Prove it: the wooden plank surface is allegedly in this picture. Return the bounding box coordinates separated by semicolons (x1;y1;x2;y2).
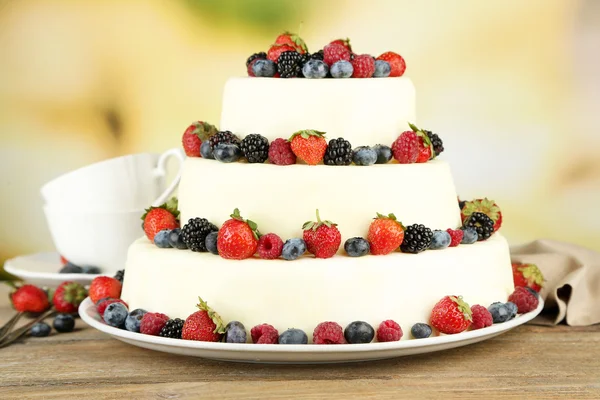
0;285;598;399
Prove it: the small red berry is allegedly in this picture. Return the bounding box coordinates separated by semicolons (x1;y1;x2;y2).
391;131;420;164
11;285;49;313
351;54;375;78
257;233;284;259
217;209;259;260
446;229;464;247
302;209;341;259
89;276;122;304
430;295;472;334
251;324;279;344
267;44;295;62
328;38;352;52
376;52;406;77
376;320;403;342
323;43;351;66
470;305;493;330
268;138;296;165
140;312;170;336
507;287;539;313
313;322;345;344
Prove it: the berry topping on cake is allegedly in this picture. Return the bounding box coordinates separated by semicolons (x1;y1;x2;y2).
11;284;49;313
373;60;391;78
367;213;405;255
182;297;225;342
512;262;544;292
225;321;247;343
279;328;308;344
274;32;308;54
252;59;277;77
330;60;353;78
488;302;511;323
104;302;128;328
257;233;284;259
281;238;307;260
217;208;260;260
205;231;219;255
246;51;267;68
181;121;218;157
268;138;296;165
461;227;478;244
324;137;353;166
461;198;502;232
168;228;187;249
344;321;375;344
313;321;345;344
113;269;124;284
410;323;432;339
240;133;270;163
351;54;375;78
373;144;393;164
200;141;214;159
344;237;370;257
391;131;420;164
329;38;352;52
97;298;128;320
425;130;444;157
307;50;324;61
267;43;295;62
400;224;433;254
376;51;406;77
376;320;403;342
446;228;464;247
430;295;472;334
470;305;493;330
214;143;242;163
323;42;351;66
302;59;329;79
251;323;279;344
429;230;451;250
277;51;304;78
209;130;241;149
302;209;342;259
353;146;378;166
154;230;171;248
505;302;518;320
140;312;170;336
125;308;147;333
289;129;328;165
159;318;184;339
89;276;122;304
463;212;494;241
507;287;540;314
52;281;87;314
181;217;218;252
142;198;180;242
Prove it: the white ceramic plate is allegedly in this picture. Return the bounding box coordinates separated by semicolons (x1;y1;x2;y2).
79;297;544;364
4;252;101;287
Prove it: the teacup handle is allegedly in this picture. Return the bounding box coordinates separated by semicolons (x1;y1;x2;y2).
151;148;185;207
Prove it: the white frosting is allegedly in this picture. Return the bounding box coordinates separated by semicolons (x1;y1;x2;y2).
220;77;416;145
122;234;514;341
178;158;463;246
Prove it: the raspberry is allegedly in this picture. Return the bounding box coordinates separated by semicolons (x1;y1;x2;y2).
313;321;345;344
140;312;170;336
251;324;278;343
376;320;403;342
351;54;375;78
391;131;420;164
323;43;351;66
446;229;464;247
257;331;279;344
257;233;284;259
507;287;539;314
268;138;296;165
470;305;493;330
97;298;128;320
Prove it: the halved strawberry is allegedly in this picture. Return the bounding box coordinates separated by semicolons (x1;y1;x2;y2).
461;198;503;232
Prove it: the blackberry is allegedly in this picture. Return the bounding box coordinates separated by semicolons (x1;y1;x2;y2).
324;138;353;166
277;51;303;78
159;318;184;339
240;134;269;163
246;52;267;67
114;269;124;284
209;131;241;149
181;218;218;252
459;199;467;210
463;212;494;241
309;50;324;61
400;224;433;254
425;130;444;156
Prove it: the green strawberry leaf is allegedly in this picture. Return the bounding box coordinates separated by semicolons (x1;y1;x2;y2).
141;196;180;221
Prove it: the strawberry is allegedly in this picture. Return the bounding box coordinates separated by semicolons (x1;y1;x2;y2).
367;213;405;255
60;255;68;265
446;228;464;247
512;262;544;292
142;197;180;241
409;122;435;163
416;138;432;163
53;281;87;314
376;51;406;77
460;198;503;232
302;209;341;259
181;297;225;342
89;276;122;304
329;38;352;52
289;129;327;165
267;43;295;62
217;208;259;260
391;131;420;164
274;32;308;54
430;295;472;334
181;121;218;157
323;43;351;66
11;285;49;313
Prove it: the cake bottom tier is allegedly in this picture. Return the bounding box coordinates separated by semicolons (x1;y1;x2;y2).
122;234;514;341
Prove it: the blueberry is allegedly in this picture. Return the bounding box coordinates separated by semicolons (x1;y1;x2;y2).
200;140;214;159
81;265;101;274
30;322;51;337
205;231;219;255
59;262;82;274
488;302;510;323
168;228;188;249
53;314;75;333
279;328;308;344
411;323;432;339
214;143;242;163
330;60;353;78
282;238;306;261
352;146;377;166
225;321;247;343
429;230;451;250
125;308;147;332
103;302;128;328
344;237;370;257
252;59;277;77
154;229;172;248
373;60;391;78
344;321;375;344
461;227;478;244
373;144;392;164
302;59;329;79
505;302;518;320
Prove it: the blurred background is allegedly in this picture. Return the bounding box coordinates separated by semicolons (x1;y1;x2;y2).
1;0;599;276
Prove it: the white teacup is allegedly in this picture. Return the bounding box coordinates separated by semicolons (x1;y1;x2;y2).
41;148;185;210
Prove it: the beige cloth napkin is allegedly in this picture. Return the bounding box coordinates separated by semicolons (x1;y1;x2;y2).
510;239;600;326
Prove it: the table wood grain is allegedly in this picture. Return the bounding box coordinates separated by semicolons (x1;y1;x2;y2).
0;285;598;400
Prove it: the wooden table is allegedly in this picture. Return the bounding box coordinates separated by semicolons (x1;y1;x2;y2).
0;285;599;400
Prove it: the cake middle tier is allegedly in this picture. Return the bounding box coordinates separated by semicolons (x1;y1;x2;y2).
178;158;462;243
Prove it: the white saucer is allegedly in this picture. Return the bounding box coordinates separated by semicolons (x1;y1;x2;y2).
4;252;101;287
79;297;544;364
